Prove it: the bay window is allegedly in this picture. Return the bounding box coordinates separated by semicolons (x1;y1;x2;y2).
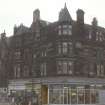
57;61;73;75
58;42;73;54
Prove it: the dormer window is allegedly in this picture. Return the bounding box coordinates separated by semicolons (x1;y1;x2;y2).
96;31;103;41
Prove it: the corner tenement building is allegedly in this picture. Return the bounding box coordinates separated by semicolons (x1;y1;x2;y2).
1;3;105;105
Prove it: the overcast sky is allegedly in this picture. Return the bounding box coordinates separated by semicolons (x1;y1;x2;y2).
0;0;105;36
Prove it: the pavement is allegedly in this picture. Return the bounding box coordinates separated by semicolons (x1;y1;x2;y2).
0;102;11;105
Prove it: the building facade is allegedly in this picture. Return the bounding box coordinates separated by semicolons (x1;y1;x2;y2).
1;3;105;105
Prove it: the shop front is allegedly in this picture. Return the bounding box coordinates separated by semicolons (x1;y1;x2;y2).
40;84;105;105
8;77;105;105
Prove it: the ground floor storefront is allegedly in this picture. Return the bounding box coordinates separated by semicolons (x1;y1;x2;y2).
8;77;105;105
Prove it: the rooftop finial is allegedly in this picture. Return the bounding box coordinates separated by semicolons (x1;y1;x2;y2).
64;2;67;8
59;2;72;22
4;30;5;34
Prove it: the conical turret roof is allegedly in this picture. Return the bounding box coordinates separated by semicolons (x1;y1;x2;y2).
59;3;72;22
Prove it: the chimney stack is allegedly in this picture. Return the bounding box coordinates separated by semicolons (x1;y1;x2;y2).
33;9;40;23
77;9;85;24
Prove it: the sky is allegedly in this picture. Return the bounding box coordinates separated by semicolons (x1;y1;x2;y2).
0;0;105;36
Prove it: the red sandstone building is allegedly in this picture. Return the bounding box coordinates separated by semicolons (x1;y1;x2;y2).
1;3;105;105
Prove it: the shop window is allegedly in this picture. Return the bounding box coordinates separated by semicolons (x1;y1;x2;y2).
90;89;96;104
85;88;90;104
71;88;77;104
49;89;62;104
78;87;85;104
48;84;100;105
64;88;68;104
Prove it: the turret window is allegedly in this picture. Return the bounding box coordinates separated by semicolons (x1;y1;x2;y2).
58;25;72;35
63;25;68;28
